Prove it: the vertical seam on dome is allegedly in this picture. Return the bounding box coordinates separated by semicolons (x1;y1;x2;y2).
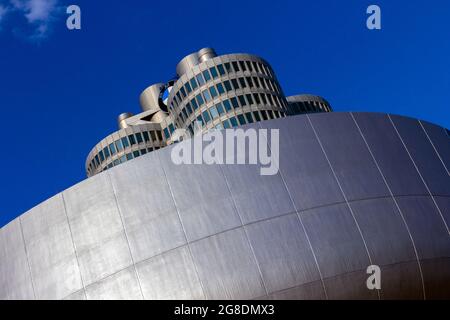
351;112;426;300
18;217;37;300
256;120;329;300
61;192;88;300
306;114;381;300
218;164;270;297
157;151;208;300
388;115;450;236
106;171;145;300
418;121;450;176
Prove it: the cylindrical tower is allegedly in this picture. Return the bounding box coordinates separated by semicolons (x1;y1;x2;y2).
286;94;332;115
168;50;289;136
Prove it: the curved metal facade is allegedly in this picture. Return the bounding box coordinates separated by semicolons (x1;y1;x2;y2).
1;112;449;300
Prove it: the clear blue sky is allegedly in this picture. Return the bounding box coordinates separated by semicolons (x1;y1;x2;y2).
0;0;449;227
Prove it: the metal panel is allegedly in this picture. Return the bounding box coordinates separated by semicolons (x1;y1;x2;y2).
108;153;186;263
63;173;124;252
390;115;450;196
301;203;371;278
0;218;34;300
420;121;450;170
259;116;344;210
245;214;321;294
352;113;427;196
270;280;326;300
379;261;423;300
136;246;205;300
395;196;450;260
324;270;378;300
77;233;133;287
308;112;388;200
159;146;241;242
420;258;450;299
20;194;82;299
63;290;86;300
434;196;450;230
85;266;142;300
190;228;266;299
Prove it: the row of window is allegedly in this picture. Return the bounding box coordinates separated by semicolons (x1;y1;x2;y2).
171;60;275;108
182;109;284;136
172;75;282;112
88;130;163;174
96;147;162;174
288;101;331;114
176;91;285;126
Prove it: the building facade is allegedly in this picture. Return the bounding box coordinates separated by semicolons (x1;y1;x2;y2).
1;50;449;300
86;48;331;177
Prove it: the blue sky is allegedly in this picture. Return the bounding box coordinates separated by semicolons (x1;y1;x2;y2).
0;0;449;227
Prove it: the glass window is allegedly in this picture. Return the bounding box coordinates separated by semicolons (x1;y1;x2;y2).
150;131;156;141
224;62;232;72
120;155;126;163
186;103;193;114
238;95;247;106
229;117;238;127
95;154;100;166
210;105;219;119
232;61;239;72
126;153;133;160
129;134;136;145
185;82;192;93
156;131;162;141
196;93;204;106
261;94;267;105
223;99;232;111
230;97;239;109
133;150;140;157
190;78;198;90
239;61;247;72
142;131;150;142
109;143;116;155
215;123;224;130
191;98;198;110
261;110;268;120
164;128;170;139
216;83;225;94
216;102;225;114
246;77;254;88
203;89;211;102
99;150;105;162
202;110;211;123
222;119;231;128
217;64;225;75
254;93;261;104
169;123;175;133
121;136;130;148
209;86;218;98
252;61;258;72
147;147;154;152
140;149;147;155
268;110;275;119
246;61;253;72
209;67;218;78
113;159;120;166
202;70;211;82
253;77;260;87
196;74;205;86
136;132;143;144
116;139;123;151
231;78;239;90
237;114;246;125
224;80;232;92
239;78;247;88
246;94;254;105
253;111;261;121
103;146;110;158
180;87;186;98
108;163;113;169
245;112;254;123
196;115;204;125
